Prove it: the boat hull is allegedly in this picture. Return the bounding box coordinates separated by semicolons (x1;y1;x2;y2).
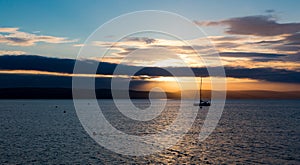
193;101;211;107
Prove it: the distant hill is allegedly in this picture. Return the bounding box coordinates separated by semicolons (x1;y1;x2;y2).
183;90;300;99
0;88;179;99
0;88;299;99
226;90;300;99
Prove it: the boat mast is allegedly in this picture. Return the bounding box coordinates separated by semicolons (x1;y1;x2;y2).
200;76;202;101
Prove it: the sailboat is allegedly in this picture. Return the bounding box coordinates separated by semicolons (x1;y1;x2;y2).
194;77;211;108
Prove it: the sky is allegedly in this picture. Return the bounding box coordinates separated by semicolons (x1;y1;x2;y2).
0;0;300;93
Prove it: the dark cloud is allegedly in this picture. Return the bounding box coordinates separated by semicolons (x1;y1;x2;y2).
195;15;300;36
215;42;241;48
196;15;300;56
5;37;30;43
274;45;300;52
224;67;300;83
0;55;76;74
0;74;74;88
135;66;300;83
285;33;300;45
249;33;300;53
220;51;300;63
0;55;299;86
220;52;286;58
124;37;156;44
252;33;300;46
0;73;119;90
285;42;300;46
286;33;300;41
255;40;282;45
282;53;300;62
0;55;120;75
130;66;300;83
211;36;244;41
265;9;275;13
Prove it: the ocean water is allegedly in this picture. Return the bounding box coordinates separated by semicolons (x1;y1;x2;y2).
0;99;299;164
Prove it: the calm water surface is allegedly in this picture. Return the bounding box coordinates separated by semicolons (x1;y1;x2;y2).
0;100;299;164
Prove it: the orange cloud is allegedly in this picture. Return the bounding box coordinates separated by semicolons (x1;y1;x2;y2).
0;50;26;55
0;27;78;46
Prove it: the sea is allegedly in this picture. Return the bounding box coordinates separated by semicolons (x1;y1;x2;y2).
0;99;299;164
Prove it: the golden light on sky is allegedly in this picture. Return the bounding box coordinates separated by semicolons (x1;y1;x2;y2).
136;77;300;92
1;69;299;92
1;5;300;94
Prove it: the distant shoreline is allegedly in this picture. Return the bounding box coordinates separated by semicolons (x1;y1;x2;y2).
0;88;300;99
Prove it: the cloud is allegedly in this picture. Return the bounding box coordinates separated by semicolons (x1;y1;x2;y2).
209;35;245;42
248;33;300;54
124;37;157;44
77;32;300;73
214;42;241;49
135;66;300;83
220;52;286;59
195;15;300;36
283;52;300;62
91;35;299;70
224;67;300;83
32;31;41;34
0;27;19;33
73;44;84;47
93;37;157;48
265;9;275;13
0;55;85;74
92;36;219;68
252;33;300;46
0;27;78;46
285;33;300;45
0;50;26;55
274;45;300;52
0;54;299;83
